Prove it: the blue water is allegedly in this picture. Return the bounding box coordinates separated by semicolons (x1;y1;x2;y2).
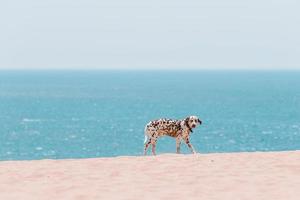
0;70;300;160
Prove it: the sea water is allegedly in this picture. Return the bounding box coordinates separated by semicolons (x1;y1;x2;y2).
0;70;300;160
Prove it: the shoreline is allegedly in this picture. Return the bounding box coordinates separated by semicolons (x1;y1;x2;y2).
1;149;298;162
1;151;300;200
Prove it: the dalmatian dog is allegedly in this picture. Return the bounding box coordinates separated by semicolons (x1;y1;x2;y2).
144;116;202;155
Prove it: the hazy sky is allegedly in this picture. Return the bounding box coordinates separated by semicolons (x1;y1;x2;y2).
0;0;299;70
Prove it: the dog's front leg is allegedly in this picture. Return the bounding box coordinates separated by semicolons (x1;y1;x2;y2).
176;136;181;154
184;137;196;154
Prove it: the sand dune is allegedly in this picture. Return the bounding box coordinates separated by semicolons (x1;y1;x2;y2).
1;151;300;200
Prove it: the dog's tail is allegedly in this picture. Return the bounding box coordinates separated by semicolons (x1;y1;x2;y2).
144;135;148;144
144;126;149;144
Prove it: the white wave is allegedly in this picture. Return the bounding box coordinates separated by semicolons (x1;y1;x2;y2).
292;125;299;129
22;118;42;122
35;147;43;151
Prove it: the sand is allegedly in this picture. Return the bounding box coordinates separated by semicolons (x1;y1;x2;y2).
0;151;300;200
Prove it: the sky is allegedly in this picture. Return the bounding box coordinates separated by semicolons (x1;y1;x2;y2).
0;0;299;70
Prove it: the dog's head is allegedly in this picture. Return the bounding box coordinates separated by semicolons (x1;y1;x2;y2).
184;116;202;131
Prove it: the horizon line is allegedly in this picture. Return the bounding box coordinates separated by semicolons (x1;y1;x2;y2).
0;68;300;71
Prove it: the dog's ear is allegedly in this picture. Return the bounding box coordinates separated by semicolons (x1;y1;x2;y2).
198;118;202;124
185;117;190;125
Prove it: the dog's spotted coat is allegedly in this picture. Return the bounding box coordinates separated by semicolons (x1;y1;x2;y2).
144;116;202;155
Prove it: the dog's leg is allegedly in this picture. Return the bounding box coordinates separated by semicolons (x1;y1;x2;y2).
176;136;181;154
184;137;196;154
151;139;157;155
144;140;151;155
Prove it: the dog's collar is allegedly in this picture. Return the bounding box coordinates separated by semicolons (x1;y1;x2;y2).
187;124;193;133
185;119;193;133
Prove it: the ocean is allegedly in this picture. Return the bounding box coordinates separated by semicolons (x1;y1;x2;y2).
0;70;300;160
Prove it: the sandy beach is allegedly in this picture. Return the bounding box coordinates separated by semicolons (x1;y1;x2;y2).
0;151;300;200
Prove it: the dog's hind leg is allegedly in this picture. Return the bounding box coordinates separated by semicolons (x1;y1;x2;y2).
144;138;151;155
144;127;152;155
151;139;157;156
